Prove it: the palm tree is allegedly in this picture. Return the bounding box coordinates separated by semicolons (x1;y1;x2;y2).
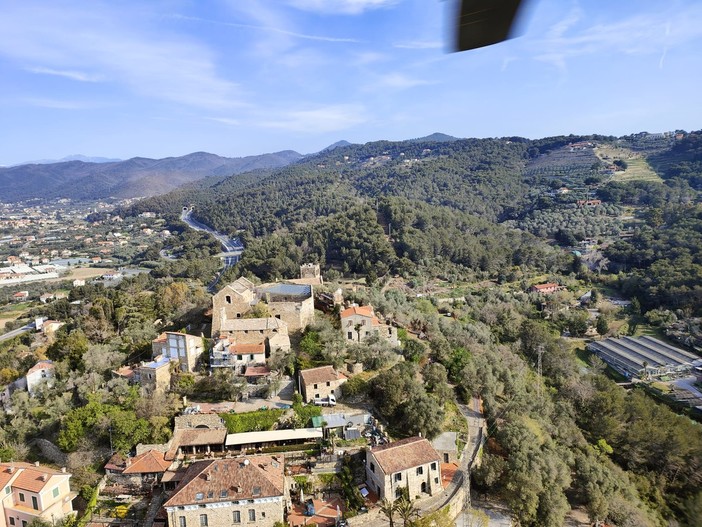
395;497;418;527
378;498;397;527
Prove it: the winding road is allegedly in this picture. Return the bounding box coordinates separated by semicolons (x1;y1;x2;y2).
180;208;243;290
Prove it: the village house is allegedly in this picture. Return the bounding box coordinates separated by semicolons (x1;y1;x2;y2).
340;304;399;346
212;272;315;338
298;365;347;404
0;462;76;527
528;283;566;295
365;437;442;502
210;338;266;373
162;456;286;527
216;318;291;354
165;415;228;461
25;361;55;396
284;263;323;286
152;332;204;373
110;450;172;489
138;356;172;395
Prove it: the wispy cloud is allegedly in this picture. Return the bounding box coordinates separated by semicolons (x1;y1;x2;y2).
26;66;104;82
260;103;368;132
172;14;358;43
364;72;435;91
531;4;702;71
21;97;102;110
206;117;241;126
393;40;442;50
0;3;241;109
288;0;400;16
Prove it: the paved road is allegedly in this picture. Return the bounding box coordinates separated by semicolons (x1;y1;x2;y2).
0;323;33;343
180;209;243;290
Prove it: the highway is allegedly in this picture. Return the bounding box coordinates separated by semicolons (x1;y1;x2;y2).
0;322;34;343
180;208;243;290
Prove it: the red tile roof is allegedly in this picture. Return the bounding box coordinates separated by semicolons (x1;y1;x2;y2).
163;456;284;508
369;437;440;475
340;305;374;318
299;365;346;386
0;463;68;493
244;365;271;377
123;450;172;474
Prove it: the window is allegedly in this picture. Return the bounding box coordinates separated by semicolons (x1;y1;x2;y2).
388;328;392;335
32;496;38;510
19;492;25;502
207;491;214;499
248;509;256;522
237;355;243;360
9;517;14;526
249;354;254;361
236;313;241;318
225;295;232;304
326;381;330;386
275;314;281;319
233;511;241;523
199;514;208;526
431;462;437;471
22;522;27;527
435;477;439;484
347;332;353;339
220;490;228;498
394;473;402;482
370;462;375;473
252;486;261;497
313;383;318;389
195;492;204;501
395;488;403;499
361;320;366;325
416;467;424;476
365;331;370;336
179;517;186;527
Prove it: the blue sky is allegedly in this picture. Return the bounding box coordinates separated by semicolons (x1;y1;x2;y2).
1;0;701;165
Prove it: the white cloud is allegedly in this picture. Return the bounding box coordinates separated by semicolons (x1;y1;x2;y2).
288;0;400;15
21;97;102;110
0;3;240;109
260;104;368;132
365;72;435;91
26;66;104;82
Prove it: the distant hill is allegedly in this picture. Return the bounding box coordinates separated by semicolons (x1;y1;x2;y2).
12;154;123;165
320;140;354;152
408;132;460;143
0;150;303;202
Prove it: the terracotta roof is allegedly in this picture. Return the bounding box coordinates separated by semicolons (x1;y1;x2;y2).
340;305;374;318
164;456;284;508
229;342;265;354
104;453;126;473
244;365;271;377
123;450;172;474
369;437;440;475
166;428;227;460
299;365;346;386
26;360;55;375
0;463;69;493
531;283;561;291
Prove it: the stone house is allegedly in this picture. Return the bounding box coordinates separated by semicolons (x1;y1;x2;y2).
366;437;442;502
0;462;75;527
431;431;460;464
165;415;228;461
152;332;204;373
162;456;285;527
138;356;172;395
120;450;172;488
298;365;347;404
340;304;398;346
211;278;257;336
217;318;290;354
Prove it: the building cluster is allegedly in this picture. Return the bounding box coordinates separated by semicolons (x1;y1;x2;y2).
0;360;56;407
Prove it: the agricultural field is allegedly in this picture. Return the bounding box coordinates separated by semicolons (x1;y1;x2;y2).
595;145;663;183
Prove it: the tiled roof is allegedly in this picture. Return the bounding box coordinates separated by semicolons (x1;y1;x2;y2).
369;437;440;475
0;463;69;493
244;365;270;377
299;365;345;386
340;305;375;318
229;342;265;354
26;360;55;375
123;450;172;474
163;456;284;508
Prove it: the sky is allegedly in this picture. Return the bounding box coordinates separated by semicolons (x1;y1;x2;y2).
1;0;701;166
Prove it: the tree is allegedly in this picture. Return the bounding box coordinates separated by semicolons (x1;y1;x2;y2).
596;316;609;336
395;497;418;527
379;498;397;527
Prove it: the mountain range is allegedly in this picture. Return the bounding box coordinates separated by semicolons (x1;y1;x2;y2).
0;150;303;202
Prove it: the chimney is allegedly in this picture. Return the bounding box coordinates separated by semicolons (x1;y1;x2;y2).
34;461;40;467
8;466;15;474
40;474;48;482
61;467;66;473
